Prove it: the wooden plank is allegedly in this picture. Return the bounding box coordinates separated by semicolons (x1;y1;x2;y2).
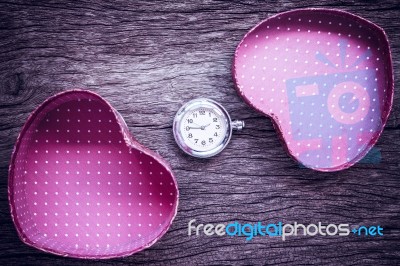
0;0;399;265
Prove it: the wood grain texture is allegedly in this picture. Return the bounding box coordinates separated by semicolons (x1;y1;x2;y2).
0;0;399;265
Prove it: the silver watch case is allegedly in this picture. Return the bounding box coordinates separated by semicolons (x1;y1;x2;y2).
173;98;233;158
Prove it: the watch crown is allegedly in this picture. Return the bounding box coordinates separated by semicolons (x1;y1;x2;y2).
231;120;245;131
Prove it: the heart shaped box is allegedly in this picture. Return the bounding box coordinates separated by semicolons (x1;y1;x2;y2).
8;90;179;259
233;9;394;171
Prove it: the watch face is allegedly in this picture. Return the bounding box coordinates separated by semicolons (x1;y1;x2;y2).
173;98;233;158
180;107;227;152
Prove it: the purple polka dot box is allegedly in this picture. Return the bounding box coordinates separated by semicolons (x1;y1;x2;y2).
8;90;179;258
234;9;394;171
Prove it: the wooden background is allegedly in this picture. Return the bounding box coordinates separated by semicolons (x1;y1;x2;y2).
0;0;399;265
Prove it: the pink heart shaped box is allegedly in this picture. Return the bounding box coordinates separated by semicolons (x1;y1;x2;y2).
8;90;179;259
233;9;394;171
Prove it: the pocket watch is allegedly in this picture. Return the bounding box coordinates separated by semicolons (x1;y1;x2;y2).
173;98;245;158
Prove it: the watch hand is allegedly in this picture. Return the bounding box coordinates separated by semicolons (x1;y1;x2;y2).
200;123;211;130
188;126;202;129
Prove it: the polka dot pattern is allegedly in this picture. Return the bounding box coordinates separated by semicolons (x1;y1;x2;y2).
234;9;393;171
9;90;178;258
